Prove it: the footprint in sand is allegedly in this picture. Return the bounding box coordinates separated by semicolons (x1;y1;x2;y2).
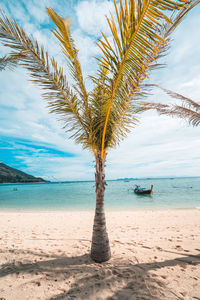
180;291;187;297
175;245;181;249
156;246;162;251
180;264;187;269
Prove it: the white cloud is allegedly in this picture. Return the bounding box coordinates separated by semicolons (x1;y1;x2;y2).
6;1;30;23
72;28;101;79
24;0;49;23
76;0;115;36
16;152;94;181
180;76;200;90
107;112;200;179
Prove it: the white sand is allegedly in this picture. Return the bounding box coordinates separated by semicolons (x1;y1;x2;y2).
0;209;199;300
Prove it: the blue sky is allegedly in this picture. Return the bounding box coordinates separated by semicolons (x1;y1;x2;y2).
0;0;200;181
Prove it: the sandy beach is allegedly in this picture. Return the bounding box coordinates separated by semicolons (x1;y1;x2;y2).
0;209;199;300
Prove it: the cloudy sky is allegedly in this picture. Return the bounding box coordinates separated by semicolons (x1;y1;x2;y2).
0;0;200;181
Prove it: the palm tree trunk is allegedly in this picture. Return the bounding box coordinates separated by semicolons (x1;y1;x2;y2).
91;153;111;262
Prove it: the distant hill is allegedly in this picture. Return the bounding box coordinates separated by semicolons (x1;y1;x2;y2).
0;162;46;183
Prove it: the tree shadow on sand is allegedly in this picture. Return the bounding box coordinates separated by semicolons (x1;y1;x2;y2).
0;249;199;300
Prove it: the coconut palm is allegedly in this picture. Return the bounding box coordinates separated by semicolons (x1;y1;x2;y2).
0;0;199;262
133;86;200;126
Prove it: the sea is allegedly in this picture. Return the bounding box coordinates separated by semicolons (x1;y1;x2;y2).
0;177;200;211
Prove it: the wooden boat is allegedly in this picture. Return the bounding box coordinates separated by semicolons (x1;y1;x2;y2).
134;185;153;195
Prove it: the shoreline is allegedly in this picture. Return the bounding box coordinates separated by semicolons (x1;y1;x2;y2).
0;207;199;213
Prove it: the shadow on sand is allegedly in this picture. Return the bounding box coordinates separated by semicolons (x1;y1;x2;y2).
0;249;199;300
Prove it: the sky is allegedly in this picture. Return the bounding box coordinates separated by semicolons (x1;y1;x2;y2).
0;0;200;181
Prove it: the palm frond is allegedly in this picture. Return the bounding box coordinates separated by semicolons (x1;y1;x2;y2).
156;87;200;126
159;105;200;126
96;0;199;157
46;9;91;124
133;87;200;127
89;60;111;150
132;101;169;113
0;55;18;71
0;10;90;145
158;86;200;112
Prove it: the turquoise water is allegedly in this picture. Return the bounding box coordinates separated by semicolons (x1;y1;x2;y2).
0;177;200;210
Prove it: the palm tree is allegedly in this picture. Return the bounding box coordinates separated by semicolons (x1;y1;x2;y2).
133;86;200;126
0;0;199;262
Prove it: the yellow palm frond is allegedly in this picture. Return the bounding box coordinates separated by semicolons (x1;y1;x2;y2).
46;8;91;125
96;0;199;157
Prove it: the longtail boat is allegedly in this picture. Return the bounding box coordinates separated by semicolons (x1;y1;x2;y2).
134;185;153;195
